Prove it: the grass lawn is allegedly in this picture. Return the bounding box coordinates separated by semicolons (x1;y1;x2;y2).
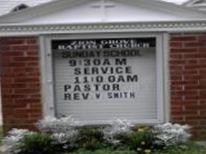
66;143;206;154
154;143;206;154
0;126;2;145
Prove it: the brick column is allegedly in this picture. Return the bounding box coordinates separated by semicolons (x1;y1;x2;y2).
0;37;42;132
170;33;206;139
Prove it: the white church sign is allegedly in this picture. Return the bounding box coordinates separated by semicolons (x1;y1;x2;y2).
46;34;165;124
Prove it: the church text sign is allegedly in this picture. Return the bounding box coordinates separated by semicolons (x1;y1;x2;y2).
51;37;161;123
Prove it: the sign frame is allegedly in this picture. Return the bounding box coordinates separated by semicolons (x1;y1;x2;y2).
39;32;170;124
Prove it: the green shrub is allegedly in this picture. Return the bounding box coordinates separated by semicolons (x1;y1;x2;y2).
154;142;206;154
75;126;106;150
65;143;206;154
0;126;3;145
13;133;61;154
67;148;136;154
4;118;199;154
119;128;155;153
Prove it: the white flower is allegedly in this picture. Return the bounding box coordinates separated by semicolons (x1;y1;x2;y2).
103;119;133;145
3;128;33;151
37;116;80;145
153;123;191;146
52;130;78;144
37;116;81;133
53;133;69;144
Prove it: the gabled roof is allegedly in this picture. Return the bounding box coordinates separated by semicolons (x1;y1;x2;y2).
0;0;205;24
0;0;205;36
0;0;189;17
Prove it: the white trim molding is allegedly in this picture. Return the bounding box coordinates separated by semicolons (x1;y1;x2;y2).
0;21;206;36
39;32;169;124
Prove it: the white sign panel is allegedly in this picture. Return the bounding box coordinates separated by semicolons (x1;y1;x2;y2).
52;38;158;123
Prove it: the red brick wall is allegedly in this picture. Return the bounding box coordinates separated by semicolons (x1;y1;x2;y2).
0;34;206;139
0;37;42;132
170;33;206;139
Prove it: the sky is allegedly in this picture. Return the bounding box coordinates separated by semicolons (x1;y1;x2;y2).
163;0;189;4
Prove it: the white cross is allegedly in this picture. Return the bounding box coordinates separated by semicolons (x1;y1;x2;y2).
91;0;115;21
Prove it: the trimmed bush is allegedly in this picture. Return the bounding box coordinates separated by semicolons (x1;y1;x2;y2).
13;133;61;154
3;117;193;154
76;126;106;150
67;148;136;154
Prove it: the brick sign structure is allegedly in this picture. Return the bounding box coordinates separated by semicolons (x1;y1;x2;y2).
0;0;206;139
0;37;42;131
170;34;206;138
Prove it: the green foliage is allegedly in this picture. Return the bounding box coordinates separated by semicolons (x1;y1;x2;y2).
65;143;206;154
75;126;106;150
0;126;3;145
6;121;206;154
14;133;61;154
154;142;206;154
67;148;136;154
119;127;155;153
7;125;206;154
